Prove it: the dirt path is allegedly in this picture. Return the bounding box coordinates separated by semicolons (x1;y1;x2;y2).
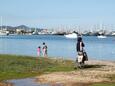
36;60;115;86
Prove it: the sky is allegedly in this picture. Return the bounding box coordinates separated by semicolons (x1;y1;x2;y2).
0;0;115;30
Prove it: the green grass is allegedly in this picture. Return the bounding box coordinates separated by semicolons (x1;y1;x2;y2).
0;54;74;81
90;82;115;86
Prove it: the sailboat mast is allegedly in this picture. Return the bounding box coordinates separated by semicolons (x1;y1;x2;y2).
0;16;2;30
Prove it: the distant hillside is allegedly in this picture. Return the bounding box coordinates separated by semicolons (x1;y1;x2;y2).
0;25;31;30
16;25;30;29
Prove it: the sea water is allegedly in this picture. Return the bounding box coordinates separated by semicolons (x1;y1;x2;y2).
0;35;115;61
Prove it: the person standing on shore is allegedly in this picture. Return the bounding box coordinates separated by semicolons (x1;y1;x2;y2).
37;46;41;57
42;42;48;57
76;36;85;68
36;46;41;64
77;36;85;53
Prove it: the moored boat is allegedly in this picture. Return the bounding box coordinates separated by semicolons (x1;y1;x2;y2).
0;30;9;36
64;33;77;39
97;35;107;38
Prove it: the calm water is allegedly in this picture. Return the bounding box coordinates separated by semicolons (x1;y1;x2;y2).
7;78;64;86
0;35;115;61
7;78;51;86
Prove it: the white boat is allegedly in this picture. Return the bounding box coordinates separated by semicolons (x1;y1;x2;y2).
0;16;9;35
0;30;9;35
97;24;107;39
112;32;115;36
97;35;107;38
32;28;38;35
64;33;77;39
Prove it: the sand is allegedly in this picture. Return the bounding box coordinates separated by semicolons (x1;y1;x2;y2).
36;60;115;86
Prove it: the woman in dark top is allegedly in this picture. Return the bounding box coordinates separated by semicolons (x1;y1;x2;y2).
76;36;85;68
76;37;85;52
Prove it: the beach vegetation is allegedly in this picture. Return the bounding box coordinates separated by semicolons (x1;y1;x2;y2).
0;54;74;81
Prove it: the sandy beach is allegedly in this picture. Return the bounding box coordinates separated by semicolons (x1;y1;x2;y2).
36;60;115;86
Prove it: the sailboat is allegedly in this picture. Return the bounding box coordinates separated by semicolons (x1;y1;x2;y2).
0;30;9;35
32;28;38;35
0;16;9;35
97;24;107;39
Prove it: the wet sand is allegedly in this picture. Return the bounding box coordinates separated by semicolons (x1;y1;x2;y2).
36;60;115;86
0;82;13;86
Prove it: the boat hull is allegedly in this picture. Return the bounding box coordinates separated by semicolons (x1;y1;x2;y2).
97;36;107;38
64;33;77;39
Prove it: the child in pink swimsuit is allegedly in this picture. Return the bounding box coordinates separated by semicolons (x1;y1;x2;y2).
36;46;41;64
37;46;41;57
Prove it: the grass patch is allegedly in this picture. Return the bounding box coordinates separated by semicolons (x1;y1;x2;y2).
0;54;74;81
